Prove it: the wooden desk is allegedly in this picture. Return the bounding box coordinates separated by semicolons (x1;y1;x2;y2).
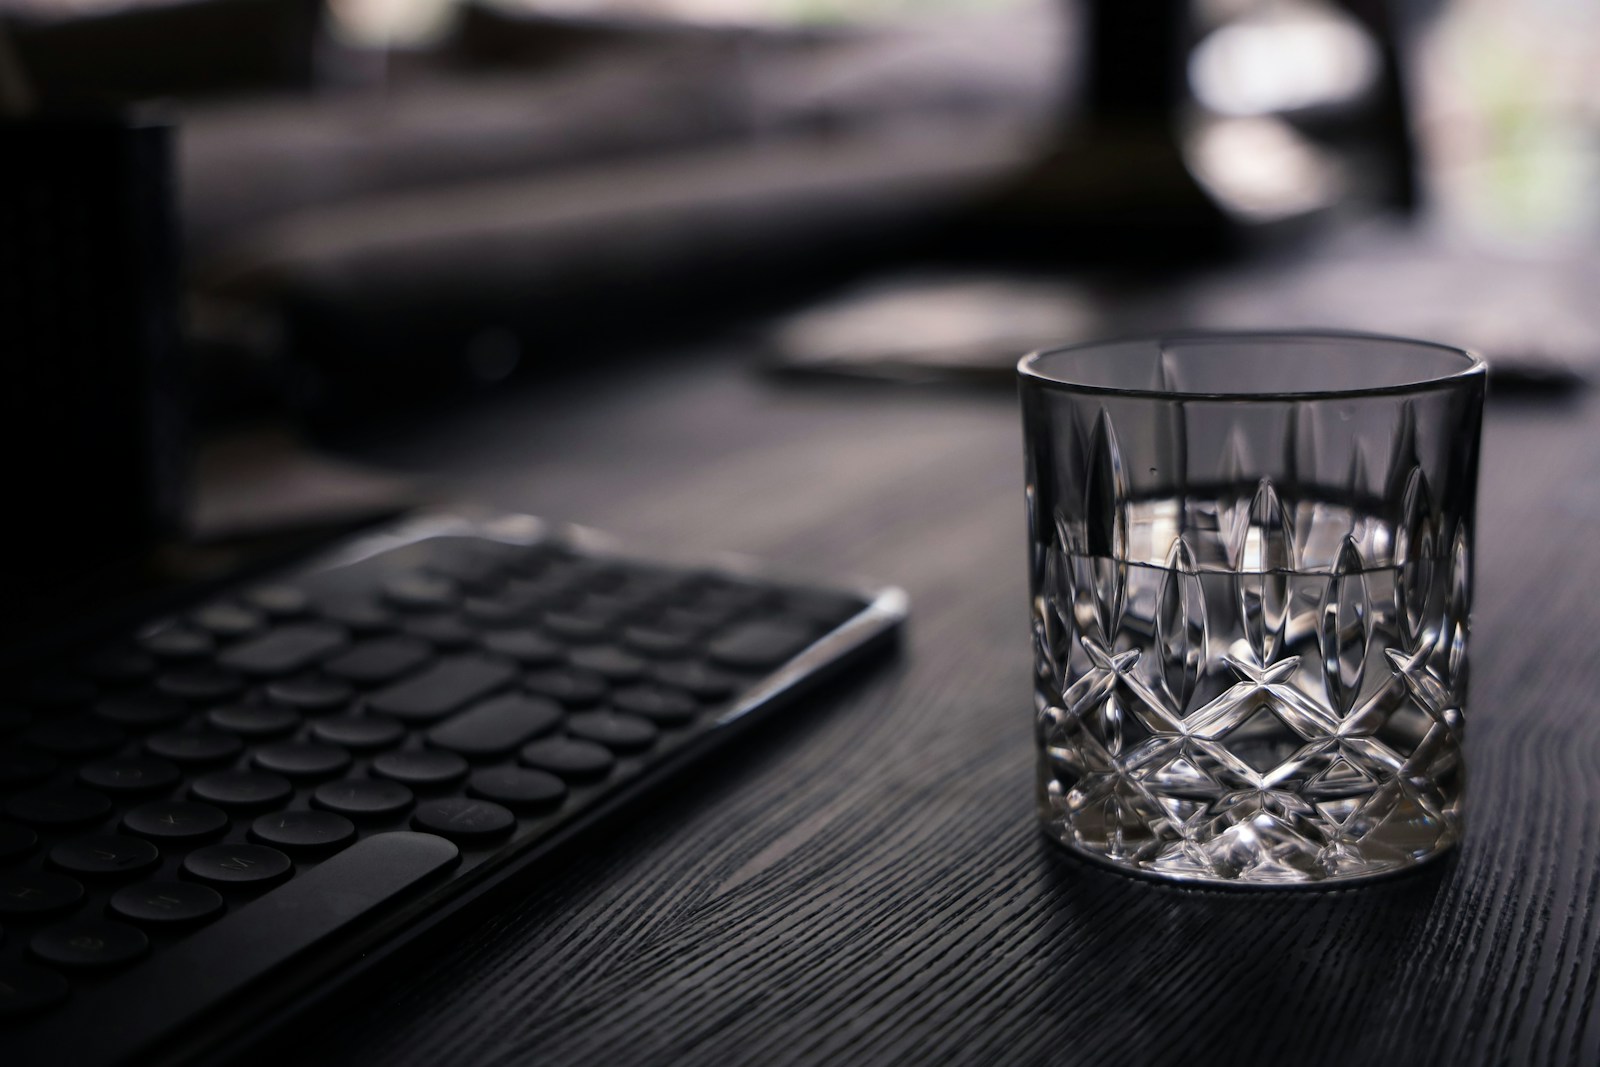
306;350;1600;1067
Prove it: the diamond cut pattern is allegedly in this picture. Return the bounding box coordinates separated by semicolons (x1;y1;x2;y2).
1035;404;1467;883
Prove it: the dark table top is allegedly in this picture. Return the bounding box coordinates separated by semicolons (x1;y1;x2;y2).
302;346;1600;1067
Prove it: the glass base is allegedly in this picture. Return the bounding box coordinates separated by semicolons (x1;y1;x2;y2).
1039;802;1461;888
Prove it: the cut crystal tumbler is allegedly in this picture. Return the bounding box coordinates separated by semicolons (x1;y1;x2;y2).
1020;333;1485;885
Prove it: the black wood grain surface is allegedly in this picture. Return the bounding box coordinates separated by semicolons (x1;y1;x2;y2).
301;351;1600;1067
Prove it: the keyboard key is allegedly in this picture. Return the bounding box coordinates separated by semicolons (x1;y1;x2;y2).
145;729;243;766
182;844;292;887
192;602;265;639
244;585;310;617
206;704;301;737
462;594;538;627
0;962;69;1017
567;645;646;683
426;550;505;590
155;666;245;702
0;747;57;788
0;871;84;916
507;574;579;604
314;596;395;634
695;582;774;616
311;714;404;751
650;661;739;701
80;646;157;685
323;636;433;685
541;611;611;643
23;716;126;757
620;625;696;658
549;559;621;592
254;741;350;779
78;757;181;795
507;575;580;607
50;834;160;878
614;571;689;606
519;737;614;782
425;694;563;759
137;625;214;660
250;810;355;854
368;655;517;722
610;684;699;726
412;798;514;843
122;801;228;843
567;711;658;753
218;623;348;678
578;591;647;619
382;573;459;611
522;668;607;707
109;880;224;927
32;918;149;970
312;779;414;820
707;620;816;670
0;822;36;862
656;605;727;634
401;613;477;649
6;787;112;828
190;771;293;812
93;692;188;730
372;750;468;790
467;767;566;812
479;629;564;665
264;676;353;713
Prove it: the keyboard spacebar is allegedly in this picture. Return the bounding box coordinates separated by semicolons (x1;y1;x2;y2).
27;832;460;1066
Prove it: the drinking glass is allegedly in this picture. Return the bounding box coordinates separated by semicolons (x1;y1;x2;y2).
1020;332;1485;885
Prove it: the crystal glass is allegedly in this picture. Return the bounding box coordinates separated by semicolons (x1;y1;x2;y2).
1020;332;1486;886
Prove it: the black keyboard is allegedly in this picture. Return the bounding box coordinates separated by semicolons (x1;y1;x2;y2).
0;514;905;1065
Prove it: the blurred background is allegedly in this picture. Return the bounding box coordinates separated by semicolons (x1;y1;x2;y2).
2;0;1597;572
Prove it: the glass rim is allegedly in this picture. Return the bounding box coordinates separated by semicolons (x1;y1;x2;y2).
1017;329;1487;402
